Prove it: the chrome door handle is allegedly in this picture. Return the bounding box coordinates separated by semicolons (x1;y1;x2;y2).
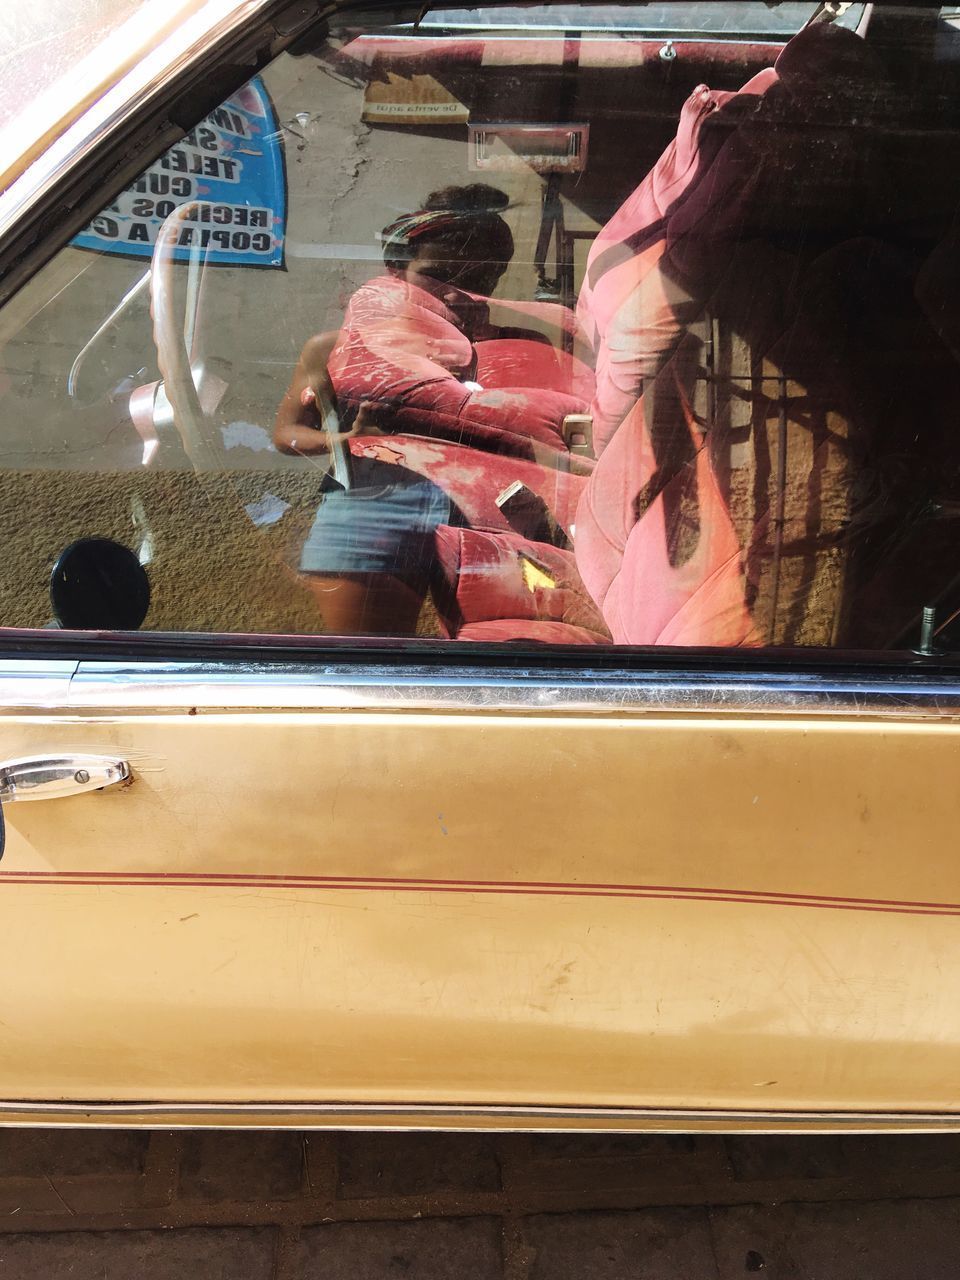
0;755;130;802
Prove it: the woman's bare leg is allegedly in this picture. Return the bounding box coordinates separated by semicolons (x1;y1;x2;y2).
302;572;426;636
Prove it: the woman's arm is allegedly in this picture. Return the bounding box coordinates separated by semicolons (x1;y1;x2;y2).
273;332;342;455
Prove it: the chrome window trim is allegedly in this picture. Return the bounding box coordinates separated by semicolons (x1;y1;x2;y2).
0;658;958;717
0;660;77;710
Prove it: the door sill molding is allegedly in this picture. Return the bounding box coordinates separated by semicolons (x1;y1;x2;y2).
0;1101;959;1133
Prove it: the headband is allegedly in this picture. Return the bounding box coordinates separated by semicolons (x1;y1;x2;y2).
378;207;504;255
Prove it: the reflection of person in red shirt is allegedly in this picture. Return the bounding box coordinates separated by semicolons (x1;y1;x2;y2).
274;184;593;636
328;183;591;459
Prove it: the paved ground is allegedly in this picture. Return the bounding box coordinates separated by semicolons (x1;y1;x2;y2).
0;1130;959;1276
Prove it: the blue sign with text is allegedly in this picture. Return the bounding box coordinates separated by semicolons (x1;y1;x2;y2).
72;77;286;268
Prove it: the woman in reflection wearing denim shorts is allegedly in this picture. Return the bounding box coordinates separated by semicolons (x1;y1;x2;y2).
274;184;587;636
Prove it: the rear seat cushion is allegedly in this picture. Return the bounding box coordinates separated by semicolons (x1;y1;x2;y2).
432;524;609;639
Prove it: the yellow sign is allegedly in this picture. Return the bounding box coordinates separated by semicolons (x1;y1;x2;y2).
362;68;469;125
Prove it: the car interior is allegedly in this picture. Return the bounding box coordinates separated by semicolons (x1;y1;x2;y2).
4;1;960;653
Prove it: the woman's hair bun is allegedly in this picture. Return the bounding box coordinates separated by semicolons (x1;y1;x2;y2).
422;183;510;214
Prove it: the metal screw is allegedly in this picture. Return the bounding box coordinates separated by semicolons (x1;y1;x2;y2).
74;769;90;785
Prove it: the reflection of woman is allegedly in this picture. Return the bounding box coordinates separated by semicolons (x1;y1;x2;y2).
275;184;590;636
329;184;590;456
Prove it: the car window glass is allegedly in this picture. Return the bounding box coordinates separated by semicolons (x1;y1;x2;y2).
2;2;959;653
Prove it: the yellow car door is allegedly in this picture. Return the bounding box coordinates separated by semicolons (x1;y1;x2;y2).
0;663;958;1127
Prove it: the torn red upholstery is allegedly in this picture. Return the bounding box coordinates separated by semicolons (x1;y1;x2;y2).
432;524;609;641
347;433;588;538
330;273;593;461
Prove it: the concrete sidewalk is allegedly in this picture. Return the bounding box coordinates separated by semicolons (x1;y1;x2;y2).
0;1130;958;1276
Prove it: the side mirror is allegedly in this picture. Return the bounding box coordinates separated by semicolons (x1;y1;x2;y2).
50;538;150;631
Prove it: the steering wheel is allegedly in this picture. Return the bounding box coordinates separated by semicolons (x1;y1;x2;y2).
147;200;323;606
149;201;221;472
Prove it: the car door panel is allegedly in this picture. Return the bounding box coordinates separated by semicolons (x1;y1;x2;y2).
0;666;958;1114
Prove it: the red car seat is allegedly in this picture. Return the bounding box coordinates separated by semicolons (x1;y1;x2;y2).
329;273;595;462
571;22;932;649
